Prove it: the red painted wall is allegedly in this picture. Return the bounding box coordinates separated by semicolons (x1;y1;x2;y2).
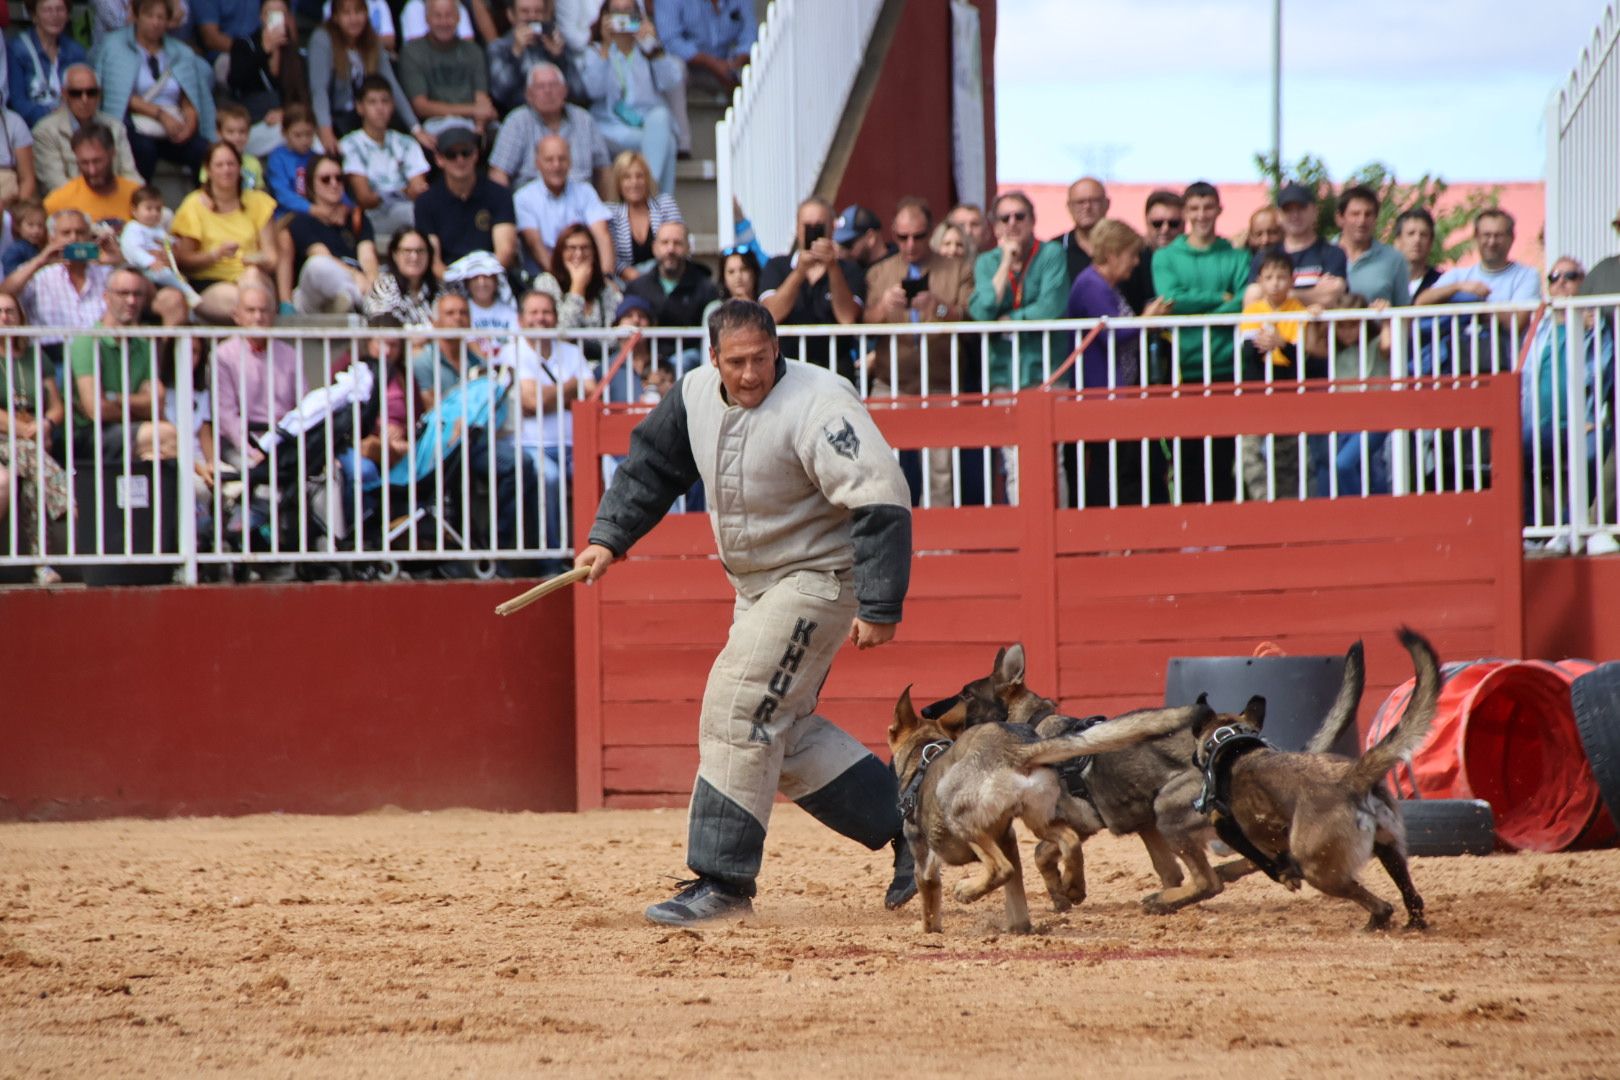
834;0;997;225
0;581;577;821
1524;556;1620;662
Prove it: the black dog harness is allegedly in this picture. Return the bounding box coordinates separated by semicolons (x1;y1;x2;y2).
1194;723;1301;885
898;740;952;824
1037;710;1106;800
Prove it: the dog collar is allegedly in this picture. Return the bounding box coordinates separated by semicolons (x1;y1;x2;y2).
898;739;953;824
1193;723;1301;886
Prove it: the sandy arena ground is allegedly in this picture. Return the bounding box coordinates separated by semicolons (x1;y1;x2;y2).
3;806;1619;1078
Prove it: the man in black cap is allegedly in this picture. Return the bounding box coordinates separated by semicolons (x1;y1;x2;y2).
1246;181;1347;307
834;203;891;271
414;126;519;276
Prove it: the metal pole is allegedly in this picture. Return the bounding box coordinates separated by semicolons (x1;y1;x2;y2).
1270;0;1282;175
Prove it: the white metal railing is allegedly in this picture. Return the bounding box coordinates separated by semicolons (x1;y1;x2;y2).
715;0;886;257
4;300;1618;583
1546;3;1620;270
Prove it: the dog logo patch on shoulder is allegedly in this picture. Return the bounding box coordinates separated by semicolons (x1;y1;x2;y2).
825;418;861;460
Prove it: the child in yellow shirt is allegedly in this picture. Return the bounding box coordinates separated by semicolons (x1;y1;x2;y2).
1239;251;1317;499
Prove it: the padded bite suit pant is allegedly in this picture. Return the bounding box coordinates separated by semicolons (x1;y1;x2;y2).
686;568;902;896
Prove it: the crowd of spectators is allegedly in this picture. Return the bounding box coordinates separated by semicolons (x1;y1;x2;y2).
0;0;1615;580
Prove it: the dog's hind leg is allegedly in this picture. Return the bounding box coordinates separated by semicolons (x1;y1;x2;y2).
996;828;1032;933
955;835;1016;904
1031;821;1084;911
1214;857;1259;882
1033;839;1067;911
1307;871;1396;931
1374;842;1426;930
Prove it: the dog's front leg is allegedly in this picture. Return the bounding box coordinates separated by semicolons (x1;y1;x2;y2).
956;836;1014;904
996;828;1031;934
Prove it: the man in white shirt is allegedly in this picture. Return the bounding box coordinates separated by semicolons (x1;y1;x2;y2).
1415;208;1540;341
512;133;612;273
509;288;593;548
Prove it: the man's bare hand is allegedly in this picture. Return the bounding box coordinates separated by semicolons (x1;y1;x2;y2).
575;542;615;582
849;618;896;649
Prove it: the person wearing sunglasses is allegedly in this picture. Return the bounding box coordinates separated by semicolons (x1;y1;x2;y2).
276;154;379;316
966;190;1068;393
413;126;519;276
31;66;140;195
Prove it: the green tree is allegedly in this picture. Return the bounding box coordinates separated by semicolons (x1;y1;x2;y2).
1254;153;1500;266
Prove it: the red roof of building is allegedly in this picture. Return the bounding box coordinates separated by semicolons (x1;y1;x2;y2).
1001;181;1547;268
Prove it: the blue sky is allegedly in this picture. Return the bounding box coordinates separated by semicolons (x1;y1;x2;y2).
994;0;1609;184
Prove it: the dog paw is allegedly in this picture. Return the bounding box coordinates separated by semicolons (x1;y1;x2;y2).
1049;895;1072;914
1141;893;1176;916
1404;914;1429;932
1362;911;1395;932
953;882;985;904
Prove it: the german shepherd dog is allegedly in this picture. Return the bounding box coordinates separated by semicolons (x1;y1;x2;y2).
919;640;1368;914
1190;627;1441;931
888;686;1213;934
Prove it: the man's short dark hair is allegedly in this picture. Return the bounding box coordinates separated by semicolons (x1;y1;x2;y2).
1337;184;1379;215
368;312;405;330
70;122;115;155
1257;251;1294;279
1182;181;1220;203
1144;189;1183;214
1476;208;1515;233
1393;207;1435;235
707;298;777;350
358;74;394;101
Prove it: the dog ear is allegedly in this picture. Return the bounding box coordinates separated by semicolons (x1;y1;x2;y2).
890;684;920;742
998;643;1026;688
1243;694;1267;729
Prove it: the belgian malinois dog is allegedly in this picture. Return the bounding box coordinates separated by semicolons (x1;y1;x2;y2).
1190;627;1440;930
889;686;1213;934
919;640;1367;913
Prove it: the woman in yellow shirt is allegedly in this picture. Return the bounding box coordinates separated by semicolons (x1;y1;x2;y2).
171;141;279;323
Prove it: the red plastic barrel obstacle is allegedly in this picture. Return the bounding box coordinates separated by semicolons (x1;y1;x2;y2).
1367;659;1614;852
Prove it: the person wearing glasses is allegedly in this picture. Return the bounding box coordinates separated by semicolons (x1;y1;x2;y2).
1056;176;1109;283
276;154;379;315
967;190;1067;392
363;227;441;326
92;0;214;182
29;65;139;194
413;126;518;276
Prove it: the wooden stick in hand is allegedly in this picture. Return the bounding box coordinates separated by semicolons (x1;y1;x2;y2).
494;564;591;616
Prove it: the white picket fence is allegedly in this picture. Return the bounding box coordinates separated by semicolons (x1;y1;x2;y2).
1545;3;1620;271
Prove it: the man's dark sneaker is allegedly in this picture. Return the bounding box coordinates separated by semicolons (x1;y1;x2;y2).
645;878;753;926
885;836;917;909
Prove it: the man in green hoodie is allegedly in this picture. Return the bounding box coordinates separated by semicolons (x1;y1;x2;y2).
1152;181;1249;502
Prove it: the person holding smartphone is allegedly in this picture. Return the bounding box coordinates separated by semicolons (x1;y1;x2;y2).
579;0;683;198
758;197;865;381
487;0;582;114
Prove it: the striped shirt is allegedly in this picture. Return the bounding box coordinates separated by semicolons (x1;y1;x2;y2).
19;263;111;343
607;193;683;275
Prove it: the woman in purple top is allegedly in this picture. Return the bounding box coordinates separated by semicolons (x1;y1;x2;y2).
1061;218;1172;507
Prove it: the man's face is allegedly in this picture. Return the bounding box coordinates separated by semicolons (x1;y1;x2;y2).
617;307;650;329
537;137;571;191
1338;197;1377;248
1547;259;1585;298
1184;194;1221;243
1248;209;1282;249
75;140;112;189
1067;179;1107;231
64;70;101;124
527;68;566;117
1279;200;1316;241
992;198;1033;247
653;223;688;277
104;272;147;326
521;293;558;329
437;140;477;179
797;203;830;249
512;0;543;26
711;325;777;409
1395;219;1434;268
426;0;459;41
235;287;275;343
55;213;89;244
1475;217;1513;268
893;207;931;267
1144;202;1184;249
358;90;393;130
436;295;470;329
0;294;23;330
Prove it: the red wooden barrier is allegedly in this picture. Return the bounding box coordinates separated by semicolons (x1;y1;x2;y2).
572;375;1525;809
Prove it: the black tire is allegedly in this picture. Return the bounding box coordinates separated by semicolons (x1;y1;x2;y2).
1398;799;1496;857
1571;663;1620;830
